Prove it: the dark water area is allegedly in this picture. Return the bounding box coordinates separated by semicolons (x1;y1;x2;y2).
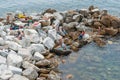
0;0;120;80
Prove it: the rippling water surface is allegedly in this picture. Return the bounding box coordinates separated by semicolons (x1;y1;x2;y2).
0;0;120;80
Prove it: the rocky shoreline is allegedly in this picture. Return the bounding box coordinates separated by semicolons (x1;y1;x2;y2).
0;5;120;80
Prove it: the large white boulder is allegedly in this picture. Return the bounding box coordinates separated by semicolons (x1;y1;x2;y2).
24;29;40;43
10;74;29;80
7;53;23;67
33;52;44;61
20;37;31;48
0;37;5;46
22;61;40;72
43;37;55;49
29;44;46;54
4;35;15;41
22;67;38;80
18;48;32;59
8;66;22;75
0;69;13;80
0;55;6;64
48;29;57;41
5;41;22;51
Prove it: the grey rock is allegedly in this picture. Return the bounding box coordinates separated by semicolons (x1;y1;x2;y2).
7;53;23;67
0;55;6;64
43;37;55;50
33;52;44;61
8;66;22;75
0;69;13;80
22;67;38;80
22;61;40;72
0;38;5;46
10;74;29;80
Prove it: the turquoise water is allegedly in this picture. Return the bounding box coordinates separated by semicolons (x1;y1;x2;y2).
0;0;120;80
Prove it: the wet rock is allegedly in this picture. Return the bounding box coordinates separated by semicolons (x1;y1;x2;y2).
22;67;38;80
10;74;29;80
18;48;32;59
46;53;54;59
0;55;6;64
105;28;118;36
70;45;79;52
43;37;55;50
22;61;40;72
8;66;22;74
94;38;106;47
7;53;23;67
47;71;61;80
5;41;22;51
0;37;5;46
33;52;45;61
35;59;51;67
30;44;46;54
66;74;74;79
0;69;13;80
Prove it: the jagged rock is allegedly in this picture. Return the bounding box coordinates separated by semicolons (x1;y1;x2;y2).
18;48;32;59
5;41;22;51
22;67;38;80
0;55;6;64
48;29;57;41
24;29;40;43
7;53;23;67
105;28;118;36
0;37;5;46
20;37;31;48
29;44;46;54
35;59;51;67
8;66;22;74
22;61;40;72
43;37;55;50
0;69;13;80
10;74;29;80
34;52;45;61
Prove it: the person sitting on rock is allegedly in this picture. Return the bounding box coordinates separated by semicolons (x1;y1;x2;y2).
78;30;85;40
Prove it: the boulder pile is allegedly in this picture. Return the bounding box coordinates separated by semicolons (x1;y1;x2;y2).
0;6;120;80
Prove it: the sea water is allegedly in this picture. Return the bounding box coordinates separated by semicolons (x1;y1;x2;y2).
0;0;120;80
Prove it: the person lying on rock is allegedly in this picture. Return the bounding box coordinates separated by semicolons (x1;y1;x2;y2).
78;30;85;40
